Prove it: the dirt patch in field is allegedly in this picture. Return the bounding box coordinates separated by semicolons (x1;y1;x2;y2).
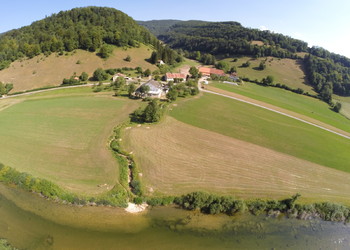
123;117;350;203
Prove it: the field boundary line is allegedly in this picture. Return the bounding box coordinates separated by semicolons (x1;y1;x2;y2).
202;88;350;140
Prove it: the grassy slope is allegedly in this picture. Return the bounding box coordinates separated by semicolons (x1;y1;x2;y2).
334;95;350;119
170;93;350;173
221;56;316;94
171;58;200;73
0;88;138;195
123;117;350;204
0;44;157;92
211;81;350;134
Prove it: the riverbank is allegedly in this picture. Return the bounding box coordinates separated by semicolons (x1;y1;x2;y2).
1;186;349;250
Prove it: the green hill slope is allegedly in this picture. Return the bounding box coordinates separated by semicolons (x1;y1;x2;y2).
0;7;156;67
0;45;157;92
0;7;182;91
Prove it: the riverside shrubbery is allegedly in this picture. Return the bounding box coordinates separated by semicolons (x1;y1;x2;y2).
0;163;128;207
171;191;350;222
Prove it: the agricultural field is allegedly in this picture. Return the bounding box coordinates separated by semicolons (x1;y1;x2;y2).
122;116;350;204
220;56;315;94
170;58;200;74
0;88;138;195
169;93;350;172
210;81;350;134
0;44;157;92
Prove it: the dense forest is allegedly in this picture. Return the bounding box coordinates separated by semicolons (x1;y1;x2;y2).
304;54;350;102
0;7;180;70
137;20;182;37
156;21;308;59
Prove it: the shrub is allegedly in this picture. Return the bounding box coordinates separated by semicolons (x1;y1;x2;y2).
134;196;143;204
93;68;109;81
130;180;142;196
333;102;342;113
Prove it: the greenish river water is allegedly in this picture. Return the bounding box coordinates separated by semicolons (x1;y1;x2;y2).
0;184;349;250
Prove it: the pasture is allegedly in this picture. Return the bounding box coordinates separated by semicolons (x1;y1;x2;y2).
210;81;350;134
122;117;350;204
0;90;138;195
0;44;157;92
220;56;315;94
170;93;350;173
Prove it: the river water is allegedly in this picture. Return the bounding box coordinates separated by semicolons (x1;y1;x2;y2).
0;184;349;250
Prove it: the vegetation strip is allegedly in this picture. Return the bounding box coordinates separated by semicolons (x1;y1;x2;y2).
173;192;350;223
0;239;17;250
0;161;129;207
202;89;350;140
1;159;350;223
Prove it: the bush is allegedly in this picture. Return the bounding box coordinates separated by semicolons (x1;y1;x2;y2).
125;55;131;62
134;196;143;204
98;44;113;58
241;61;251;67
130;100;165;123
247;199;267;215
93;68;109;81
130;180;142;196
333;102;342;113
79;72;88;81
0;82;13;95
147;196;175;206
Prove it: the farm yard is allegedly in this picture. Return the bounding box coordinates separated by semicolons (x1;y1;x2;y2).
0;88;138;195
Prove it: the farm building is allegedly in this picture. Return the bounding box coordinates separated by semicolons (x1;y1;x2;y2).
112;73;127;82
199;67;225;77
165;73;187;82
158;60;165;65
136;79;163;98
229;72;239;81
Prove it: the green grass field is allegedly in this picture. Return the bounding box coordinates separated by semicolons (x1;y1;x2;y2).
211;81;350;134
170;93;350;173
220;56;315;94
0;90;138;195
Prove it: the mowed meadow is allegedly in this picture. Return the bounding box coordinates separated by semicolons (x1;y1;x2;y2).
0;88;138;195
123;93;350;203
209;82;350;134
220;56;315;94
0;44;157;92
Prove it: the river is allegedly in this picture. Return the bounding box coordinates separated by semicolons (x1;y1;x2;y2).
0;184;349;249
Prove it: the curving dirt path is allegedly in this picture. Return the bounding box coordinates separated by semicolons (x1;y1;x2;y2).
199;83;350;140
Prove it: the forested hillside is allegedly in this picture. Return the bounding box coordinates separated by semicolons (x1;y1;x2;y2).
0;7;181;70
157;21;308;59
140;20;350;100
304;50;350;101
137;20;182;37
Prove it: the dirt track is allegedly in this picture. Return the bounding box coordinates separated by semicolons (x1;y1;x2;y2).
201;85;350;140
